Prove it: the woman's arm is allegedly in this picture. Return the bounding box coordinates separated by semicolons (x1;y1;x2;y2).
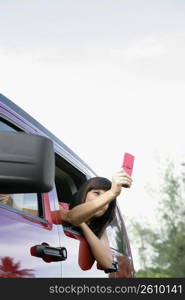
64;189;117;226
58;170;132;226
79;222;113;269
51;191;115;225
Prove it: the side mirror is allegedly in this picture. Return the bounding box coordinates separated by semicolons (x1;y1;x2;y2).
0;132;55;193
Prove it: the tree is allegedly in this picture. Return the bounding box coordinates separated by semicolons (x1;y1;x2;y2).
129;161;185;277
0;256;35;278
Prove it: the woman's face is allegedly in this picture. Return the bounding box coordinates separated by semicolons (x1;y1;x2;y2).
85;189;109;217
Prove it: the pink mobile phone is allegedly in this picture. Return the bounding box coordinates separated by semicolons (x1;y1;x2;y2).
122;152;135;176
122;153;135;187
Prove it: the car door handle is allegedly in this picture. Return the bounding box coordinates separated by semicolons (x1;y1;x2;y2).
30;243;67;262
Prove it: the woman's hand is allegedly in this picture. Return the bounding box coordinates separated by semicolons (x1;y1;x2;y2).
110;169;133;197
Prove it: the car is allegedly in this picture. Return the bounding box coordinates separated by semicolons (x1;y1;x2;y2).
0;93;135;278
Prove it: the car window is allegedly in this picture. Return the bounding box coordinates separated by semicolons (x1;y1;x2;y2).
0;193;39;216
55;155;89;231
0;118;40;217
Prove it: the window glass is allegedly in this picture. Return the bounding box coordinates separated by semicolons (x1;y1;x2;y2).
0;118;39;217
0;194;39;216
106;208;129;256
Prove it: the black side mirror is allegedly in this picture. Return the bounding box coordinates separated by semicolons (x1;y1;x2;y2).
0;132;55;193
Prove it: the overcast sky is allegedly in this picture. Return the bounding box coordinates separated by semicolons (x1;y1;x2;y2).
1;1;185;258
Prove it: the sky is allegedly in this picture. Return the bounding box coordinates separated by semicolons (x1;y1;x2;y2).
0;0;185;268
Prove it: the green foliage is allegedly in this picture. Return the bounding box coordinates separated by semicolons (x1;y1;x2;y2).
136;268;171;278
130;161;185;277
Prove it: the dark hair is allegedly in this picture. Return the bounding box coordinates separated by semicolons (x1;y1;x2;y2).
70;177;116;237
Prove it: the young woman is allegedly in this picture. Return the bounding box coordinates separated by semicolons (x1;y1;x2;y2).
55;168;133;273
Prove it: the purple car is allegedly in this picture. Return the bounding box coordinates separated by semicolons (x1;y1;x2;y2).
0;93;135;278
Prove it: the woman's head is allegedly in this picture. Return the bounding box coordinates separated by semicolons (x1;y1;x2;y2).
71;177;117;237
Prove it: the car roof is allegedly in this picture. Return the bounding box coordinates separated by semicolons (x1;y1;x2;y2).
0;93;96;178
